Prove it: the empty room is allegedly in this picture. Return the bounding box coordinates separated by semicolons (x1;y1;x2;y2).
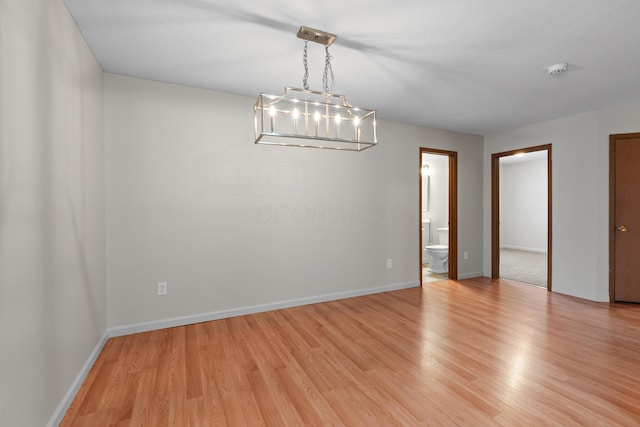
3;0;640;425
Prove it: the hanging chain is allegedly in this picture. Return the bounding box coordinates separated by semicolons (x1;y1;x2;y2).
302;40;309;90
302;39;335;93
322;45;335;94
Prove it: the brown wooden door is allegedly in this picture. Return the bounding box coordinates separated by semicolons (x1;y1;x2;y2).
611;134;640;302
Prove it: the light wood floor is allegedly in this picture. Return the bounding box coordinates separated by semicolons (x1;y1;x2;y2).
61;278;640;426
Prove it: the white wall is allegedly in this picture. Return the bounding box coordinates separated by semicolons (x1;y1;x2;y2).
0;0;105;425
485;106;640;302
105;74;485;329
500;158;547;252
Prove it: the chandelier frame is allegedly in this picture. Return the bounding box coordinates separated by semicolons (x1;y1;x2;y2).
253;27;377;151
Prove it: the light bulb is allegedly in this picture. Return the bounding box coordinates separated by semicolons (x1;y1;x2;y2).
269;106;276;132
292;108;299;133
314;111;320;136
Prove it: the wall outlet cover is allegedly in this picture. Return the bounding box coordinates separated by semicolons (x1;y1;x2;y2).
157;282;168;296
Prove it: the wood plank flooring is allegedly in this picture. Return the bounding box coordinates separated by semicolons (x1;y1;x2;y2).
61;278;640;426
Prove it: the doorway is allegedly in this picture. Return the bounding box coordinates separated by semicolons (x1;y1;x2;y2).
610;133;640;302
491;144;552;290
419;148;457;285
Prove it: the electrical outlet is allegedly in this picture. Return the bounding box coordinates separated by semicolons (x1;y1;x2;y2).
387;259;393;269
157;282;168;296
464;251;469;260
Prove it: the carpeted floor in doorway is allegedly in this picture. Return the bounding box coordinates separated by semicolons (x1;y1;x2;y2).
500;248;547;287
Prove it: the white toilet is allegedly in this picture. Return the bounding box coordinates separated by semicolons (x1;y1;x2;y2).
425;227;449;273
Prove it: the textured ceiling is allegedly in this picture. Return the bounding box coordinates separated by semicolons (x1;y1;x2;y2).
64;0;640;135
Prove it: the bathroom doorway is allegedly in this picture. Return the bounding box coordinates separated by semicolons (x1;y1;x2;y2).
419;148;458;285
491;145;552;290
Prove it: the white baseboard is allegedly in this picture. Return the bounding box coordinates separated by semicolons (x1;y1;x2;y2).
108;281;420;338
457;272;484;279
47;331;109;427
500;245;547;254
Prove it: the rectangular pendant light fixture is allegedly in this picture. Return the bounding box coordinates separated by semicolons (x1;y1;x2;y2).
254;27;377;151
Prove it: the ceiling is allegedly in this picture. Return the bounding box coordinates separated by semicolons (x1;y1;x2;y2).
63;0;640;135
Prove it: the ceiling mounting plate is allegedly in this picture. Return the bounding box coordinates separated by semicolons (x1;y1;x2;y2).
296;26;337;46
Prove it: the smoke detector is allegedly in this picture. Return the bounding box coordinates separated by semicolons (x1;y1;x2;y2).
547;63;568;75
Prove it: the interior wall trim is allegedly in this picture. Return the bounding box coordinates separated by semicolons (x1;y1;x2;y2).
491;143;552;291
419;147;459;284
500;245;547;253
46;331;109;427
107;281;420;338
457;272;484;280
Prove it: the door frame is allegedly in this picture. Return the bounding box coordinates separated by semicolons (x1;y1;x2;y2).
491;144;552;291
419;148;458;285
609;133;640;301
